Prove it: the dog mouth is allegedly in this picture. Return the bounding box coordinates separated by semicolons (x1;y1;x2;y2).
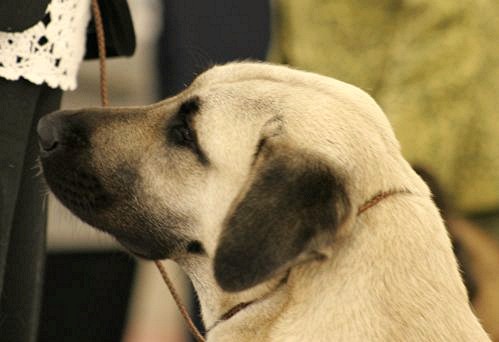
41;159;113;224
41;160;190;260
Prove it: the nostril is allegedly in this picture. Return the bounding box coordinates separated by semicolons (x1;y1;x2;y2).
37;116;60;152
39;139;58;152
37;110;91;154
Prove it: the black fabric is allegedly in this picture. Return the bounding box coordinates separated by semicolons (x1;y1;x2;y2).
38;252;136;342
157;0;271;98
84;0;136;60
0;78;62;342
0;0;51;32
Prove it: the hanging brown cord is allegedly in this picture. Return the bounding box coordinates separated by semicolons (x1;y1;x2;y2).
155;261;206;342
90;1;205;340
91;0;109;107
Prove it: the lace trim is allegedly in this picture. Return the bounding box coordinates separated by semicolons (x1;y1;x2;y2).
0;0;91;90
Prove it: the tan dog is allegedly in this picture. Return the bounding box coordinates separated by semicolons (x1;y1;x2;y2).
38;62;490;341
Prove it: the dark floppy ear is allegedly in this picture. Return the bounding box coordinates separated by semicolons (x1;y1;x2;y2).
214;145;350;292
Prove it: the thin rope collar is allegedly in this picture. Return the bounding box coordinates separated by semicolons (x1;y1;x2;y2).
204;188;412;334
357;189;412;215
206;270;290;333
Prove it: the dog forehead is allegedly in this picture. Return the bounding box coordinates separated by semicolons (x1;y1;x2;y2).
190;93;268;174
187;62;401;171
191;62;384;122
194;61;316;86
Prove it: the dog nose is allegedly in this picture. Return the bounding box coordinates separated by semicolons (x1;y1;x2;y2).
37;114;62;153
37;110;89;155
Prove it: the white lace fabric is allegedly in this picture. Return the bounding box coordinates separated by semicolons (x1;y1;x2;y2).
0;0;91;91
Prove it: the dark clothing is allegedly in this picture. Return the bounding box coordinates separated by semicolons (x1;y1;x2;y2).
0;78;62;342
0;1;135;340
157;0;271;98
84;0;135;59
0;0;50;32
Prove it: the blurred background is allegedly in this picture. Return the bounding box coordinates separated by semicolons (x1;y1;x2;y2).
40;0;498;341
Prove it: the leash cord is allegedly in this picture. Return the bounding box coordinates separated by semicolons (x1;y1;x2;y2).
91;0;109;107
90;1;205;340
154;261;206;342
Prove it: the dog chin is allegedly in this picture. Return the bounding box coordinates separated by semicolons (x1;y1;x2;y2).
114;235;178;260
116;238;165;259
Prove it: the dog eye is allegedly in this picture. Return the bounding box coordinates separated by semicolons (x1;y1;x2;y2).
171;123;195;147
167;114;209;165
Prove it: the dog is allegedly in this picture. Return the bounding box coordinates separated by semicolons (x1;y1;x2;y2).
414;166;499;341
37;62;490;341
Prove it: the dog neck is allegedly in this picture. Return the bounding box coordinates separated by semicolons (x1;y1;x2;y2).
205;270;290;333
198;189;411;337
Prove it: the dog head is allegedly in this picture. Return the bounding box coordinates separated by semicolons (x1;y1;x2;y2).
38;62;415;292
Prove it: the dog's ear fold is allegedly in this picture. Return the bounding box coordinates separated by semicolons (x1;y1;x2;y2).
214;144;350;292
